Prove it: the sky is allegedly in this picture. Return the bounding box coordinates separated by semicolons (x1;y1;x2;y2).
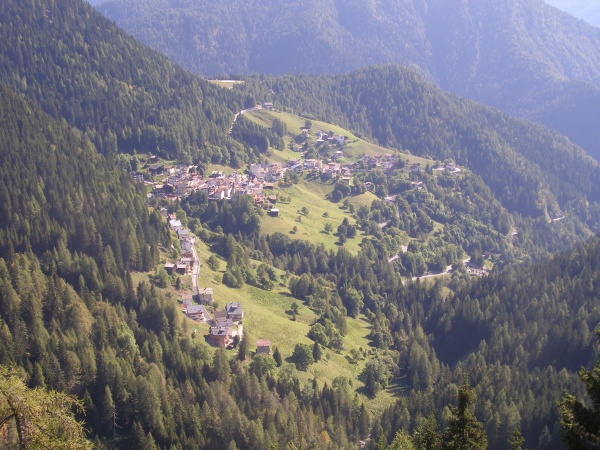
545;0;600;27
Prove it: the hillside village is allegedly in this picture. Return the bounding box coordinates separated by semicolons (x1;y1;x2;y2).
137;150;460;206
137;118;473;346
162;210;251;349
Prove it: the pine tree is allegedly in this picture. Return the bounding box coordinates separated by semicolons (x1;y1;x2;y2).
273;347;283;367
0;366;90;448
412;413;441;450
387;431;415;450
441;377;487;449
508;428;525;450
238;330;250;361
312;342;322;362
559;330;600;449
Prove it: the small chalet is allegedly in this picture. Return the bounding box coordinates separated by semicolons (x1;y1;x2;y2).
226;302;244;321
209;326;233;347
181;241;194;257
130;171;144;182
256;339;271;355
176;182;188;196
149;164;165;176
186;304;212;323
176;264;188;275
197;288;213;305
180;257;196;269
268;208;279;217
214;311;228;321
181;294;193;307
215;317;234;329
445;162;457;172
410;163;421;173
177;228;192;240
164;263;175;274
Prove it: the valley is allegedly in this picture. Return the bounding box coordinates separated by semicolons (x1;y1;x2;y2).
1;0;600;449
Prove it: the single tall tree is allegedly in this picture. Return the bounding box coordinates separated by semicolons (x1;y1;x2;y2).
441;377;487;449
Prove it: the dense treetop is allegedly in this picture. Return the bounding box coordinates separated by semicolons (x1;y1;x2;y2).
0;0;242;161
0;83;167;276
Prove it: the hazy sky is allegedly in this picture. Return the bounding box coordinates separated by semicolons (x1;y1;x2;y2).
545;0;600;27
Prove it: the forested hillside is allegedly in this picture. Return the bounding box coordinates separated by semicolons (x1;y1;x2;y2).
97;0;600;158
3;0;600;448
371;234;600;449
0;0;244;162
0;84;167;278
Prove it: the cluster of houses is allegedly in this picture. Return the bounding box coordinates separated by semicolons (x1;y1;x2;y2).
361;154;399;173
180;289;249;348
181;287;272;352
163;215;197;275
150;164;204;199
285;157;354;181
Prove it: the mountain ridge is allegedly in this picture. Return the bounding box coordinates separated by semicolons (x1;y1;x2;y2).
97;0;600;159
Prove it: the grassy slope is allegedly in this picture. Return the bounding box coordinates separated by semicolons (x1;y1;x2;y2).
244;108;431;252
262;179;376;253
246;109;432;165
193;238;398;414
207;79;245;89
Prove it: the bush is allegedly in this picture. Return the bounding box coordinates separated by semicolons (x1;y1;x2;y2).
292;344;314;371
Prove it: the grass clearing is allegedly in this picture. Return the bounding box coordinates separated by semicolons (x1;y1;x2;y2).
262;179;374;253
207;79;244;89
246;109;434;166
192;238;399;411
130;219;402;413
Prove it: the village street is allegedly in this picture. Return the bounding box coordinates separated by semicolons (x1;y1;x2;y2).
191;243;199;298
408;257;474;282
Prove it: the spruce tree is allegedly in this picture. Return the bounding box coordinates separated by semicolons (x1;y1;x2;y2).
441;377;487;449
238;330;249;361
273;347;283;367
312;341;322;362
508;428;525;450
412;413;441;450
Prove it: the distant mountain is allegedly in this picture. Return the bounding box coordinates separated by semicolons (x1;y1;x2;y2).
545;0;600;27
0;0;244;163
97;0;600;159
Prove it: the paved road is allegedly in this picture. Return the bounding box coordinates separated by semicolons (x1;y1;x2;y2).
191;243;199;297
229;105;263;134
410;257;471;282
387;246;408;263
